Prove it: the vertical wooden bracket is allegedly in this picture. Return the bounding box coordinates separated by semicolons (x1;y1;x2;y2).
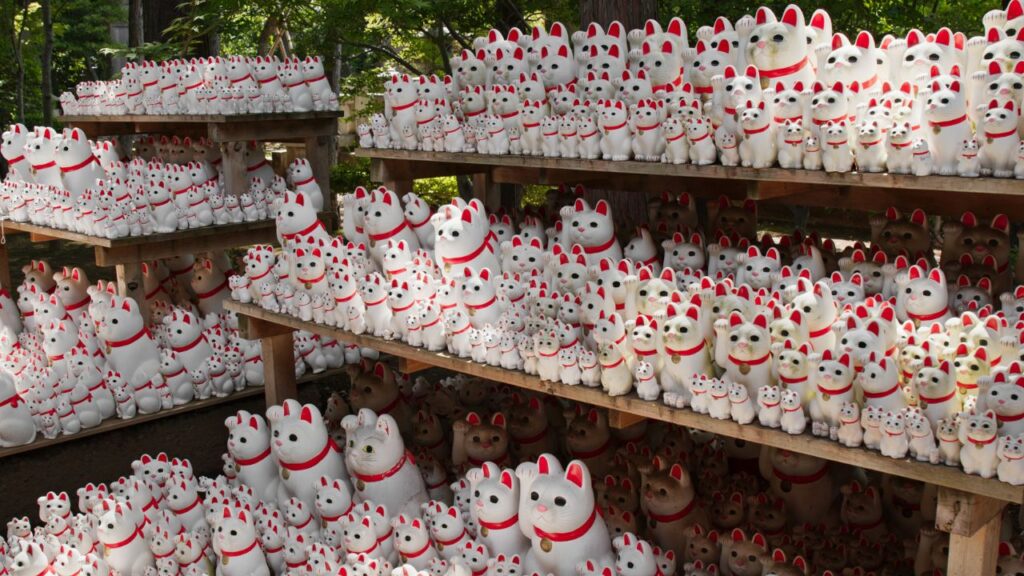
937;487;1005;576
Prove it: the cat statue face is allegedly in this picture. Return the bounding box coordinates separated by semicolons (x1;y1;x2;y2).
901;28;961;89
745;5;814;86
821;31;880;88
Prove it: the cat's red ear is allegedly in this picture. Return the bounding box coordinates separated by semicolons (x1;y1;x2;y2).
565;462;586;487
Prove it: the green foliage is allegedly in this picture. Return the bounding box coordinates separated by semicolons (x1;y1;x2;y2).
330;156;371;193
413;176;459;205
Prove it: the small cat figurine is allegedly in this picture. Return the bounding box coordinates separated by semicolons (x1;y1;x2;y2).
959;409;999;478
879;410;909;459
912;138;933;176
997;434;1024;485
957;138;981;177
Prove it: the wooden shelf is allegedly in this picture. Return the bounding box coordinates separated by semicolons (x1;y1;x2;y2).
60;112;340;144
2;219;280;264
0;365;347;461
226;300;1024;505
354;148;1024;218
0;388;263;460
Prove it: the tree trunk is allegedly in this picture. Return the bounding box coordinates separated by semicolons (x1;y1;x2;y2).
578;0;658;228
258;16;276;56
11;0;29;123
144;0;183;44
128;0;143;50
41;0;53;125
579;0;658;31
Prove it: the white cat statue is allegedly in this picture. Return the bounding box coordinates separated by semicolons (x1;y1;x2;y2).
924;79;971;176
225;410;284;505
779;389;807;435
466;462;529;558
598;100;632;160
523;456;613;576
821;121;853;173
879;411;909;459
757;385;783;428
341;408;428;517
886;121;915;174
738;100;776;168
997;435;1024;485
854;120;887;172
266;400;345;511
959;409;1000;478
93;500;154;575
912;138;934;176
958;138;981;177
980;100;1021;177
216;507;271;576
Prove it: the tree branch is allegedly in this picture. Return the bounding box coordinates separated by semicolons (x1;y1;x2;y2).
440;17;473;51
341;38;426;75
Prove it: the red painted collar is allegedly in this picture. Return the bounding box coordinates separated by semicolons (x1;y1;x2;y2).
106;327;151;349
435;528;468;547
195;278;229;300
812;114;847;126
929;114;967;129
863;382;900;399
918;388;956;405
512;424;549;445
220;539;259;558
907;307;947;323
279;438;341;472
569;436;611;459
986;127;1017;140
967;434;996;447
647;497;696;524
441;231;496;266
759;56;810;79
281;220;326;242
743;124;770;136
689;131;710;144
652;75;684;93
534;506;598;542
666;340;705;357
728;353;769;368
634;123;660;132
603;120;628;132
772;464;828;484
352;450;409;483
465;295;497;311
60;155;100;174
32;160;57;171
170;495;202;516
105;524;143;549
172;333;208;354
402;538;433;559
583;235;617;255
997;411;1024;423
818;381;853;396
234;446;272;467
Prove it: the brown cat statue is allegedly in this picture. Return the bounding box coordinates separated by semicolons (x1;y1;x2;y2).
640;457;707;561
565;407;614;478
722;528;768;576
940;212;1011;283
685;524;721;567
869;207;932;262
603;504;638;541
451;411;509;473
708;195;758;240
507;395;556;461
600;475;639;513
709;491;746;531
346;361;412;434
763;448;834;525
759;548;810;576
840;481;885;540
411;409;449;463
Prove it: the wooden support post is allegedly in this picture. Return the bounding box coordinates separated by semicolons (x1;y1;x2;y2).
0;237;11;293
937;487;1005;576
472;172;500;212
262;331;297;406
305;133;334;226
221;141;248;197
383;180;414;196
115;261;148;318
398;358;432;374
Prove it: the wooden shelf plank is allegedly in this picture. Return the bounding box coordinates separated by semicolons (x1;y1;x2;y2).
226;300;1024;505
0;365;348;461
1;214;329;266
61;112;341;124
0;388;264;460
353;148;1024;198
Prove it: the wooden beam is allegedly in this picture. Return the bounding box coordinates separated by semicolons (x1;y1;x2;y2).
29;232;58;242
237;314;295;339
224;301;1024;505
220;141;248;199
398;358;432;374
936;487;1007;537
607;410;646;430
262;331;297;406
945;500;1002;576
0;238;11;292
